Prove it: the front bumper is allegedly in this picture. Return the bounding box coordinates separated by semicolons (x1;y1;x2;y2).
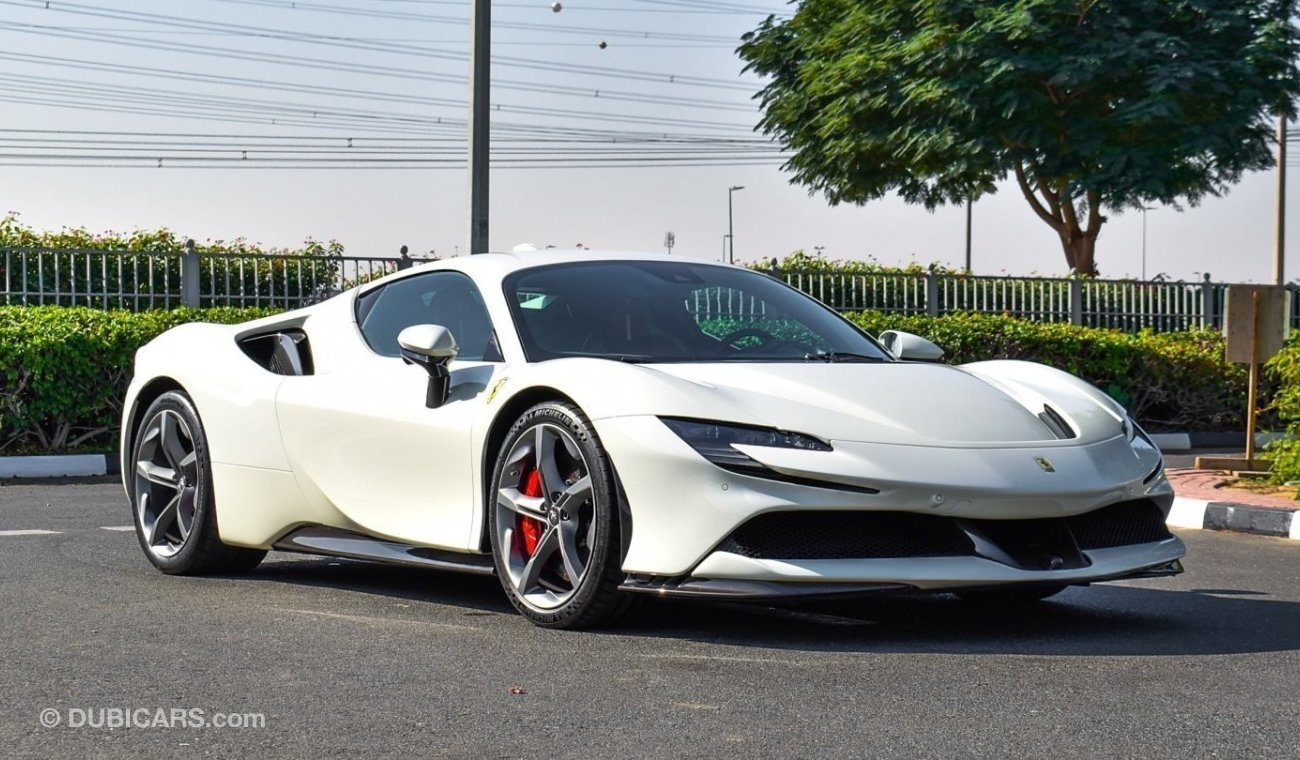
594;415;1175;577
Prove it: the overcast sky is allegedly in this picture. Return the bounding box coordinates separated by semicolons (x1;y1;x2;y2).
0;0;1293;283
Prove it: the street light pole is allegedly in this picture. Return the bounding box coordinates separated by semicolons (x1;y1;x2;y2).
1276;114;1287;285
727;185;744;264
964;197;973;273
1141;206;1156;280
467;0;491;254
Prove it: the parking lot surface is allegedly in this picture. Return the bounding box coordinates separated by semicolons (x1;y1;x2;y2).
2;480;1298;758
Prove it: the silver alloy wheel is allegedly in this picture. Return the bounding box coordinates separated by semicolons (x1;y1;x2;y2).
133;409;200;559
494;422;596;611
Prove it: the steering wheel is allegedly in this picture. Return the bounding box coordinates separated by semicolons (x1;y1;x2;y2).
717;327;778;351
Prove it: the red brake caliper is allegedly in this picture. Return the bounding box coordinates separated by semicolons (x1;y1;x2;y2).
515;467;545;557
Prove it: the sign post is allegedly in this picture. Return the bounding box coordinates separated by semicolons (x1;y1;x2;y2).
1204;285;1291;471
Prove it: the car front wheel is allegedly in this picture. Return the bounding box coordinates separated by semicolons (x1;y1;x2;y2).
489;401;637;628
130;390;266;575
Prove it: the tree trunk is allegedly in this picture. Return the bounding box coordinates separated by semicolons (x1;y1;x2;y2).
1056;226;1099;276
1012;160;1104;276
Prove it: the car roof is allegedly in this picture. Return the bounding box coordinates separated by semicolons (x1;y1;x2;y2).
400;249;736;282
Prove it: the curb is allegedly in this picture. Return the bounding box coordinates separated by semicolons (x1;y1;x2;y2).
1168;496;1300;541
0;453;119;479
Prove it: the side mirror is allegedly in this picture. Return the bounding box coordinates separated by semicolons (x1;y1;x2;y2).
398;324;459;408
878;330;944;361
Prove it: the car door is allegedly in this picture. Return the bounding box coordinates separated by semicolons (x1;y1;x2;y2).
276;270;504;550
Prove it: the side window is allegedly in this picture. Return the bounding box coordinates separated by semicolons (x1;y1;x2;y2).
356;272;503;361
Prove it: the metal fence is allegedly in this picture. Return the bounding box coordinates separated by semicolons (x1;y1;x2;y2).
0;243;1279;332
776;269;1231;331
0;243;408;311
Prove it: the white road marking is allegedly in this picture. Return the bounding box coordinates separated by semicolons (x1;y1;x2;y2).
0;529;61;536
100;526;135;532
273;607;480;632
639;652;800;666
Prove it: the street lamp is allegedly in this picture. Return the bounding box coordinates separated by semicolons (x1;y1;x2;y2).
1141;206;1157;280
727;185;744;264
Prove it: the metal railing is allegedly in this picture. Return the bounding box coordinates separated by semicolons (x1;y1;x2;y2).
0;243;1275;333
774;268;1230;332
1;242;411;311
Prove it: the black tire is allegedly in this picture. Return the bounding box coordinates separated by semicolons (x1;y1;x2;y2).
955;584;1067;605
488;401;639;628
129;390;266;576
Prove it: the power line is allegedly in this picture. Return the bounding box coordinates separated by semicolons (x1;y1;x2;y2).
0;50;759;113
0;19;754;92
0;75;757;132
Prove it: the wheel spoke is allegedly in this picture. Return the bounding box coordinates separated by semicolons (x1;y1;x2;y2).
150;494;181;546
159;412;189;473
533;426;564;496
554;475;591;512
178;450;198;480
137;460;178;489
175;486;196;538
497;487;545;518
515;525;558;596
557;519;585;583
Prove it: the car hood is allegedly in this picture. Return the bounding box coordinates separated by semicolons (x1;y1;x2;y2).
642;361;1125;447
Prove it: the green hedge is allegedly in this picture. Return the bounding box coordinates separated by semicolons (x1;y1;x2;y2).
0;306;1256;456
0;306;270;454
844;311;1253;433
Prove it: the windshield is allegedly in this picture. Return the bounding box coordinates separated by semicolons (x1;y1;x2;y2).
503;260;892;363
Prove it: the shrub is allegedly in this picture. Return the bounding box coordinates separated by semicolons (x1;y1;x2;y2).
1263;341;1300;483
0;306;270;454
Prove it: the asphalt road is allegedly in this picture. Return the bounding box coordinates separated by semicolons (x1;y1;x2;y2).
1;480;1298;759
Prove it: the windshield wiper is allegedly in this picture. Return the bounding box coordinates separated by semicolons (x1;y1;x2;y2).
803;351;886;363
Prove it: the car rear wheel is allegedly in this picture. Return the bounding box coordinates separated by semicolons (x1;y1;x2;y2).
130;391;266;575
489;401;637;628
955;584;1067;604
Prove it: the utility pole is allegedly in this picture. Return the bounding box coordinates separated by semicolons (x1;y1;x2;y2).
663;231;675;255
964;197;972;273
1276;114;1287;285
467;0;491;254
727;185;744;264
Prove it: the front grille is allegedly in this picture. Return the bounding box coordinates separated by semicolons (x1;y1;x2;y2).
1065;499;1173;549
718;511;974;560
715;499;1172;564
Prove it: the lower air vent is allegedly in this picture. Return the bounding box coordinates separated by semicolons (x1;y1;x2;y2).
1064;500;1173;549
714;499;1173;563
718;511;974;560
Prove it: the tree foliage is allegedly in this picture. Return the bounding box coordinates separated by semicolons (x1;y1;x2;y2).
739;0;1300;275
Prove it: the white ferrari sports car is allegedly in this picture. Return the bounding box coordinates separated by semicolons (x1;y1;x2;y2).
121;251;1184;628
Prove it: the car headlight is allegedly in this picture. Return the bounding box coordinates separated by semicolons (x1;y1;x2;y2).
660;417;831;477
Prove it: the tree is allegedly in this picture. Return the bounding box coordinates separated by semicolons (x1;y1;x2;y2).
739;0;1300;275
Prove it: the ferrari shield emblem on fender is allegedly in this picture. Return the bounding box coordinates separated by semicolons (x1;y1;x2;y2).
1034;457;1056;473
485;377;507;404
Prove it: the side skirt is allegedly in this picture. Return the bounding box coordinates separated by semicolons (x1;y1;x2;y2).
273;526;496;576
